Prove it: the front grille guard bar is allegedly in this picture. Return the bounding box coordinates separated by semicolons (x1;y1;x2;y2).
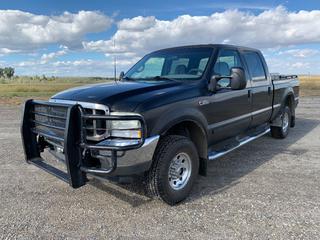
21;99;146;188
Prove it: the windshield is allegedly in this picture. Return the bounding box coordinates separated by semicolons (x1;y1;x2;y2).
125;47;213;81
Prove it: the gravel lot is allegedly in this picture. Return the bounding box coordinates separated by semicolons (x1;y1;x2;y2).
0;97;319;239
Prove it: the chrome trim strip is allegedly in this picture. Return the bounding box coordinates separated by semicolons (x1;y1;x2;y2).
141;135;160;147
209;106;273;129
209;112;251;129
111;112;142;117
252;106;272;115
49;99;109;113
273;103;281;108
208;128;270;160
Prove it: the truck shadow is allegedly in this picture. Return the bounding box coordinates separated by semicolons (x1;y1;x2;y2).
89;117;319;207
188;117;319;203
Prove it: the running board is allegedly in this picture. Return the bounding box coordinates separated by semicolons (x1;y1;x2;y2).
208;128;270;160
28;158;70;183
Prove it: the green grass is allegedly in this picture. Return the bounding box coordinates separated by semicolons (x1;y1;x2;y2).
1;75;320;105
0;76;112;96
0;76;113;105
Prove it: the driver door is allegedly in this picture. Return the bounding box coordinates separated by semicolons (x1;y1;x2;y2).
207;48;252;145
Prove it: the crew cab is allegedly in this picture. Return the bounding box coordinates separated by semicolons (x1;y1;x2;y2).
21;44;299;205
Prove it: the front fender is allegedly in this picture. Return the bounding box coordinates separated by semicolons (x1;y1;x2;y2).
149;107;208;137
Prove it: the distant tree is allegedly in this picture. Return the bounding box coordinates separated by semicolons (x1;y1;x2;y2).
3;67;14;78
0;68;3;78
42;74;47;81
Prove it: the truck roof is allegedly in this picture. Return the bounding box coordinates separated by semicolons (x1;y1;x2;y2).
153;44;260;53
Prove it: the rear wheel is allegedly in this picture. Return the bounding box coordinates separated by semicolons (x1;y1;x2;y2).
145;135;199;205
271;106;291;139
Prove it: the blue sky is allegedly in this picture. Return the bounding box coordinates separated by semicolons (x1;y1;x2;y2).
0;0;320;76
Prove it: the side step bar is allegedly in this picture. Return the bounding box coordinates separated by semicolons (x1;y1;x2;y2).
208;128;270;160
28;158;70;183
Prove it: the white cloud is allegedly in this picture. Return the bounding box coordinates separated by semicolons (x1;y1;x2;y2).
291;62;310;69
265;55;315;74
83;6;320;56
40;49;67;64
4;6;320;76
278;49;319;58
0;10;112;51
52;59;95;67
117;16;156;31
0;48;20;54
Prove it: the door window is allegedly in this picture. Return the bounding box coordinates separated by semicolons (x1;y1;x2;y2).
213;49;243;88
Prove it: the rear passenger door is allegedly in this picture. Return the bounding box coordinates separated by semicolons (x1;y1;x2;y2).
242;51;272;128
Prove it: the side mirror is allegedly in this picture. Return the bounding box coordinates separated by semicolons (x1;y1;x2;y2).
119;71;125;80
208;67;246;92
208;75;218;92
230;67;246;90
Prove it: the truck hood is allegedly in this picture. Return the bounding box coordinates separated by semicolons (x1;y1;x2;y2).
51;80;198;112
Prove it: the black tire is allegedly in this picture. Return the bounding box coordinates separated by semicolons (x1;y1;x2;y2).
145;135;199;205
271;106;291;139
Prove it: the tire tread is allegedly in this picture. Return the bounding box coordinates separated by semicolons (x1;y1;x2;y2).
145;135;197;205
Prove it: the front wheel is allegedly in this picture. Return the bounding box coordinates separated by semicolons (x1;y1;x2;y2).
271;106;291;139
145;135;199;205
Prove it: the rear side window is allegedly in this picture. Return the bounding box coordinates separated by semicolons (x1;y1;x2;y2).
243;52;266;80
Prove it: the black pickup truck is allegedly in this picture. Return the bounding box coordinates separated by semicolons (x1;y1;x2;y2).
21;44;299;205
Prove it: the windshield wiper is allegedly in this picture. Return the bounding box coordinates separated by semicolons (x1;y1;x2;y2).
122;76;176;82
122;76;135;81
145;76;176;81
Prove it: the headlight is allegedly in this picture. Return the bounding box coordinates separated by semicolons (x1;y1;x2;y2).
109;120;142;139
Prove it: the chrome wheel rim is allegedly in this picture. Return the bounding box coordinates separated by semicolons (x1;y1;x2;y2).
168;152;192;190
282;111;289;132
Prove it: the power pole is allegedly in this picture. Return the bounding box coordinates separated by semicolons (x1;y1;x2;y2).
113;38;117;81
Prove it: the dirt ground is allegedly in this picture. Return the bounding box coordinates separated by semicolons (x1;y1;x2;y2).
0;97;319;239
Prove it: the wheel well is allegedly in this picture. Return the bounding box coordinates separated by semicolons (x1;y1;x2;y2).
285;93;295;127
285;94;294;109
164;121;208;175
285;94;295;116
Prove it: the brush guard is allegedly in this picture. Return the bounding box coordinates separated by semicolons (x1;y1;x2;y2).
21;99;145;188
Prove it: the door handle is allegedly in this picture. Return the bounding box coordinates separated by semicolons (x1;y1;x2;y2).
268;86;271;95
248;89;252;98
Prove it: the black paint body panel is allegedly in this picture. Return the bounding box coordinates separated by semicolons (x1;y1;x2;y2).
51;44;299;148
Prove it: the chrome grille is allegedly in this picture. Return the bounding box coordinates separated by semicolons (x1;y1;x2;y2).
48;99;109;142
84;108;109;141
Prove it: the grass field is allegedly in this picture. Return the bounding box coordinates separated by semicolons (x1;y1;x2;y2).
0;76;111;105
0;75;319;105
298;75;320;96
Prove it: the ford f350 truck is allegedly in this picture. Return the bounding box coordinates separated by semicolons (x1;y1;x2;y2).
21;44;299;205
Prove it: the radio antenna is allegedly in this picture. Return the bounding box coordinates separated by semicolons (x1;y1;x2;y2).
113;38;117;82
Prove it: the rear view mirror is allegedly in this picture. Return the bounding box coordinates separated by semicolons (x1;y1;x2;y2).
119;71;124;80
230;67;246;90
208;75;218;92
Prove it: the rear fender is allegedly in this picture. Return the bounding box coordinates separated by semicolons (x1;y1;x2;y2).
271;88;295;127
